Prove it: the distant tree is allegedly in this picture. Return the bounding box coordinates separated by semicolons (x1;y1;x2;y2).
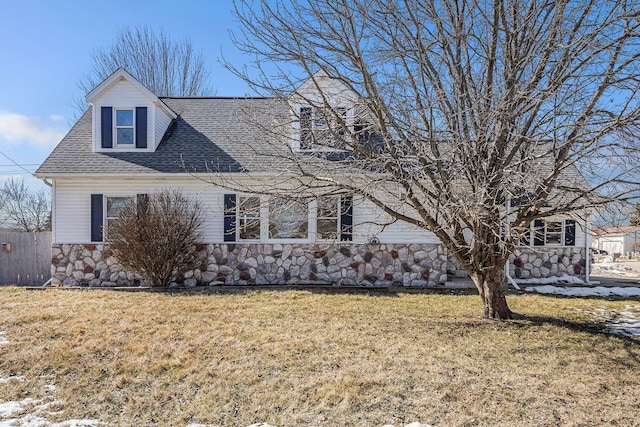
228;0;640;318
75;26;211;111
630;204;640;226
0;178;50;232
105;189;204;288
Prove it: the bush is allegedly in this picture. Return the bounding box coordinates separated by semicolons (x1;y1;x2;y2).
105;189;204;287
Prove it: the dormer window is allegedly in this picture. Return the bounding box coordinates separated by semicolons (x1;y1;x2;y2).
115;109;134;146
299;106;347;150
100;106;147;150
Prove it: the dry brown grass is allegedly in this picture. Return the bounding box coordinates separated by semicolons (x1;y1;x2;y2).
1;287;639;426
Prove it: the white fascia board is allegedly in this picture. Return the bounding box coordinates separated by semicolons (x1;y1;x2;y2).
85;68;177;119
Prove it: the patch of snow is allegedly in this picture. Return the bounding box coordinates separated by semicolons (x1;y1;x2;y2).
0;377;25;385
0;399;40;418
525;285;640;298
0;415;105;427
0;378;105;427
575;305;640;337
42;385;56;392
516;276;586;285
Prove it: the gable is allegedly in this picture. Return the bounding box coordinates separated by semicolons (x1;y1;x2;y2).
86;69;176;153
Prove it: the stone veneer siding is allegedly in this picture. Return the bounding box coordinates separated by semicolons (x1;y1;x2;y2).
508;246;587;280
51;243;448;287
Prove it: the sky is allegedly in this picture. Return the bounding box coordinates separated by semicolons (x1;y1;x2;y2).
0;0;253;192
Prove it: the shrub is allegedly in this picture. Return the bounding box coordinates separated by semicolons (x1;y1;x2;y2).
105;189;204;287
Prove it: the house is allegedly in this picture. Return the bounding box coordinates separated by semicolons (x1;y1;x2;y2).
592;226;640;257
36;69;592;287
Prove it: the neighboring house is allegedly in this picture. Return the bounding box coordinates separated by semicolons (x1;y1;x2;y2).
36;69;591;287
592;226;640;256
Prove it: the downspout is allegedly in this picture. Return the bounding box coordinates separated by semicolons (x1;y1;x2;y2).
504;199;521;290
38;176;54;287
585;216;599;285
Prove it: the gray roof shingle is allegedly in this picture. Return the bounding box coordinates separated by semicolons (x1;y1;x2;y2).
36;97;289;176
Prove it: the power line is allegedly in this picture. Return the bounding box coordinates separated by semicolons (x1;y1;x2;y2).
0;149;35;176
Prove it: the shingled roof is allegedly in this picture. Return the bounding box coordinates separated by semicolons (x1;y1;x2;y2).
36;97;289;176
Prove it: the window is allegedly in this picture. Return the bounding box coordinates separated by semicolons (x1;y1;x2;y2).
269;197;308;239
105;196;133;232
238;196;261;240
316;196;339;240
532;219;576;246
545;221;563;245
299;106;347;150
115;109;134;146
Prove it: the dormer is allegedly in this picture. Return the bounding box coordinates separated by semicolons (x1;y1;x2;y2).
86;68;177;153
289;70;359;152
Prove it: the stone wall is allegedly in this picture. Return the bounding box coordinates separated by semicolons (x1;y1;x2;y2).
51;242;448;287
508;246;587;281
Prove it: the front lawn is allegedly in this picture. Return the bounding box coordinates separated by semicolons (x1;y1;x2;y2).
0;287;638;426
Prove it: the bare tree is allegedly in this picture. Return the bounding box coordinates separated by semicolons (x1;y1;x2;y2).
105;189;204;288
225;0;640;318
0;178;50;232
75;26;211;112
630;204;640;226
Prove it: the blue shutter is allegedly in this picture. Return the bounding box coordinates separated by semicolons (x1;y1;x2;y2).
533;219;545;246
564;219;576;246
91;194;103;242
135;107;147;148
340;195;353;241
223;194;237;242
100;107;113;148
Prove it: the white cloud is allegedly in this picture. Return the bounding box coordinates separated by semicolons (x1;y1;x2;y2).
0;110;68;148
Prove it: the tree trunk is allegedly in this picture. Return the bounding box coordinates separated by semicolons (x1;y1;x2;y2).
472;269;513;320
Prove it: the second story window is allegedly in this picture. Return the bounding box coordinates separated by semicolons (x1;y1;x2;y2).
299;106;347;150
115;109;134;146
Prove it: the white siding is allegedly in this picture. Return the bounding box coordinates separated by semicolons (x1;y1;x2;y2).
353;199;440;244
91;79;173;152
53;177;441;245
154;106;173;149
53;178;224;244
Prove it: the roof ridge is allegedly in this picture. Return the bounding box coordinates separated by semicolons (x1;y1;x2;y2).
160;96;275;100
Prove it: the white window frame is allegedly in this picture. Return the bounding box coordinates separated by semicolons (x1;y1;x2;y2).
299;106;349;151
104;195;134;235
315;196;340;241
237;195;261;241
544;220;563;246
267;197;311;241
114;108;135;147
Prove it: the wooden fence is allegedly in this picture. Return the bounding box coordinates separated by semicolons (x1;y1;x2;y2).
0;232;52;286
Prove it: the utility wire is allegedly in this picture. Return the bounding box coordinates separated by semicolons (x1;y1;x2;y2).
0;149;35;176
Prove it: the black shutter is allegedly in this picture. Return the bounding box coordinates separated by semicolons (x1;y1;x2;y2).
533;219;545;246
100;107;113;148
135;107;147;148
91;194;104;242
300;107;312;149
223;194;237;242
564;219;576;246
520;227;530;246
137;194;149;219
340;195;353;241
